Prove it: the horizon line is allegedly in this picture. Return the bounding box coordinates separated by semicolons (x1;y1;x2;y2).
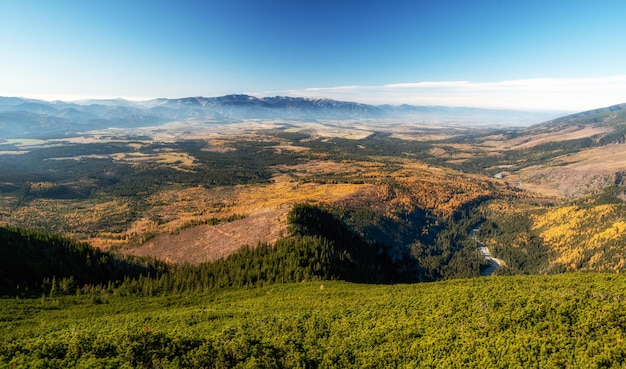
3;75;625;112
0;93;581;113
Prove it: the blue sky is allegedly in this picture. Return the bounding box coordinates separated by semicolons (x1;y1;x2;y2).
1;0;625;110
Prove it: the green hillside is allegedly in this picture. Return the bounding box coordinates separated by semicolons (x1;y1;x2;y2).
2;275;625;368
525;103;626;145
543;103;626;129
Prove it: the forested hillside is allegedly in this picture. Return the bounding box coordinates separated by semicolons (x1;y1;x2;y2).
475;185;626;275
0;226;164;296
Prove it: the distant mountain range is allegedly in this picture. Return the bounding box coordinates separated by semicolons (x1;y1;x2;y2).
0;94;567;138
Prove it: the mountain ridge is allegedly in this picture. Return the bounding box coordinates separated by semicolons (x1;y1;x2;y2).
0;95;565;138
525;102;626;133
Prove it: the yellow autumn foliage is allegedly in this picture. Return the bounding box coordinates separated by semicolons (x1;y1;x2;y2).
28;182;57;192
531;204;626;271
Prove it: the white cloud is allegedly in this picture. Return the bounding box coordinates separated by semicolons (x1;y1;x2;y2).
257;76;626;111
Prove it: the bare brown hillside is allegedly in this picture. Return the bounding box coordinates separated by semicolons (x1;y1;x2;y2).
481;126;611;151
118;175;372;264
125;209;287;264
506;143;626;197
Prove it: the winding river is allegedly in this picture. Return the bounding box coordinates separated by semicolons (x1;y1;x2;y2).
470;228;504;276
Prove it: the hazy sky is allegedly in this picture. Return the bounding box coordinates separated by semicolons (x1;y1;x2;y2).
1;0;625;111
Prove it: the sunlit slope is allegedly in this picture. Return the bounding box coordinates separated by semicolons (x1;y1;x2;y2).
516;102;626;147
465;103;626;197
533;203;626;272
507;114;626;196
480;190;626;274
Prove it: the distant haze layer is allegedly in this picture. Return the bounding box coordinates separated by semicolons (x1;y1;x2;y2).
0;95;567;139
